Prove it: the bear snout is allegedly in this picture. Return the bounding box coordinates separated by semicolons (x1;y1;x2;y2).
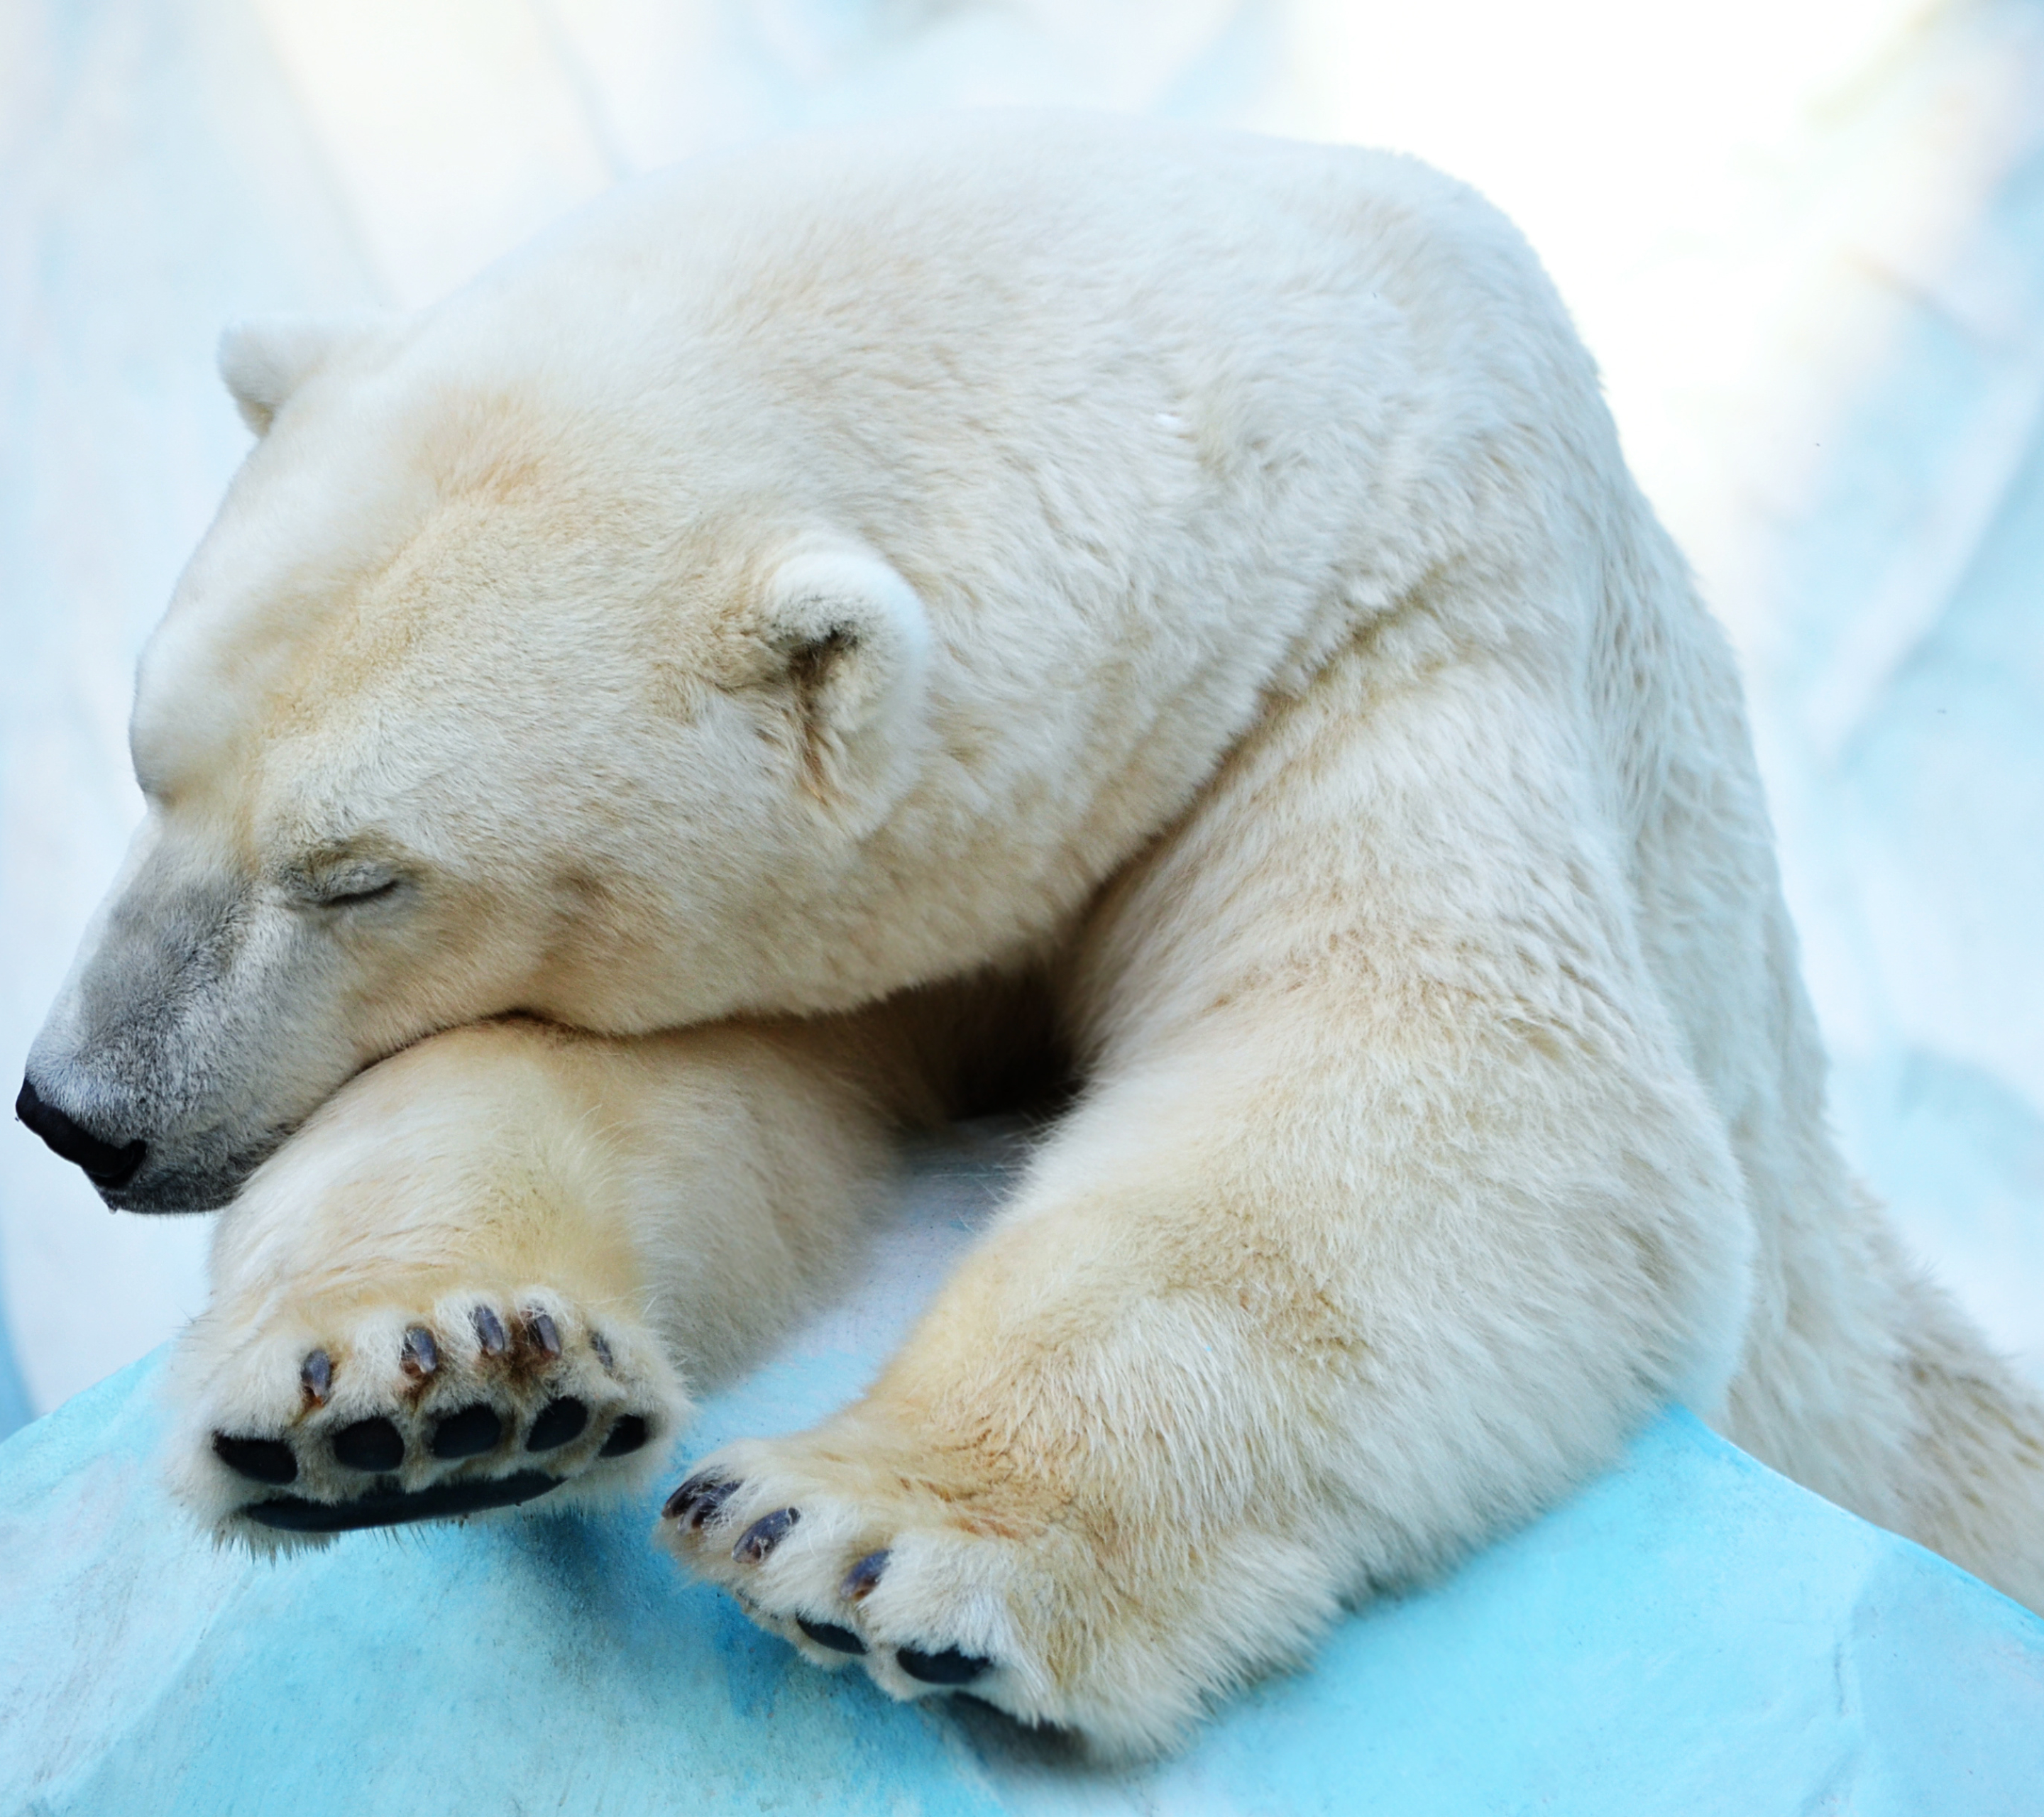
14;1073;148;1189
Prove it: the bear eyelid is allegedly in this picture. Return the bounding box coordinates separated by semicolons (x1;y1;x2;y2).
319;877;402;908
290;863;405;909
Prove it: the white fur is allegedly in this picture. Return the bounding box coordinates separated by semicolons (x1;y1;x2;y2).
27;113;2044;1754
216;314;390;434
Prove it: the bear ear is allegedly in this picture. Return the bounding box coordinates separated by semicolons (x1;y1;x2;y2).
757;547;934;826
216;314;388;434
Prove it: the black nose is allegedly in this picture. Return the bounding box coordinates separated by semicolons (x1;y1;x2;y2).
15;1077;147;1189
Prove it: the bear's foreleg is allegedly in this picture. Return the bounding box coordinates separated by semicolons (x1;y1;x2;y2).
167;1011;916;1548
663;639;1757;1752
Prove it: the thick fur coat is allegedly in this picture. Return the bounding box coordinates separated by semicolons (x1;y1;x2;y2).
21;113;2044;1752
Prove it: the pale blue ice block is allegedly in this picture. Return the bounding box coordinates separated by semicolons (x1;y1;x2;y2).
2;1339;2040;1817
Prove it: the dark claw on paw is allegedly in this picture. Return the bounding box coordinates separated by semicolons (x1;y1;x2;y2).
598;1414;648;1458
841;1550;890;1601
331;1417;405;1472
524;1310;561;1358
896;1645;993;1686
246;1469;563;1532
429;1402;502;1459
733;1506;799;1563
589;1330;615;1371
300;1349;331;1407
524;1396;588;1451
472;1305;508;1356
664;1473;737;1527
400;1326;439;1379
798;1616;867;1655
214;1433;297;1486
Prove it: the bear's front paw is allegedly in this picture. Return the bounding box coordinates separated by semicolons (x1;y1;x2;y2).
169;1284;686;1549
656;1419;1220;1754
659;1434;1030;1702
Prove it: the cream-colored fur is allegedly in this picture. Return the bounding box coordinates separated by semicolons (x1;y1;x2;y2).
25;113;2043;1753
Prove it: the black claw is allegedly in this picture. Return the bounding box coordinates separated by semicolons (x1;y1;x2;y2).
401;1326;439;1380
896;1645;993;1686
598;1415;649;1458
841;1550;890;1601
214;1433;297;1486
300;1350;332;1407
472;1305;508;1356
246;1469;563;1533
524;1397;588;1452
589;1330;615;1371
429;1402;502;1459
798;1616;867;1655
733;1507;799;1564
524;1310;561;1358
663;1473;737;1527
331;1417;405;1472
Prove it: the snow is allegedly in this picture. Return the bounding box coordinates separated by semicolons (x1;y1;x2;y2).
3;0;2041;1420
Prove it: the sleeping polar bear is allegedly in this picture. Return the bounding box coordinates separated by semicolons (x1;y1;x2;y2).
18;112;2044;1752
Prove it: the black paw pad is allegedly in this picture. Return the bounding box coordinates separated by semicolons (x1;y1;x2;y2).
664;1473;737;1527
524;1397;588;1451
841;1549;890;1600
798;1617;867;1655
429;1403;502;1459
214;1433;297;1486
598;1414;648;1458
896;1645;993;1686
331;1417;405;1472
246;1469;563;1533
733;1507;799;1563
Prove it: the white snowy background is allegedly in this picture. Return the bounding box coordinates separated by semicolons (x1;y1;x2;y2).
2;0;2040;1435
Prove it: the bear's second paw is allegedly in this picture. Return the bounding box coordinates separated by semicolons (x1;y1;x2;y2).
660;1437;1031;1701
169;1283;686;1549
654;1419;1221;1754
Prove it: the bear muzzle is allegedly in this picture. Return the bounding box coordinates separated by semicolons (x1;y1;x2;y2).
15;1074;147;1190
12;1065;276;1212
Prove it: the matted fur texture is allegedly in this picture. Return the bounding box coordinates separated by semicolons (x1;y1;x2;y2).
24;114;2044;1755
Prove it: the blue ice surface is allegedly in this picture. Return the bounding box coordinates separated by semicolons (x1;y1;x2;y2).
2;1345;2040;1817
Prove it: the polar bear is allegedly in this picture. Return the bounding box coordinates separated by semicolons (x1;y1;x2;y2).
18;113;2044;1752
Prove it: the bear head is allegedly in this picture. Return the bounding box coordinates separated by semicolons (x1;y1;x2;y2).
20;307;941;1212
